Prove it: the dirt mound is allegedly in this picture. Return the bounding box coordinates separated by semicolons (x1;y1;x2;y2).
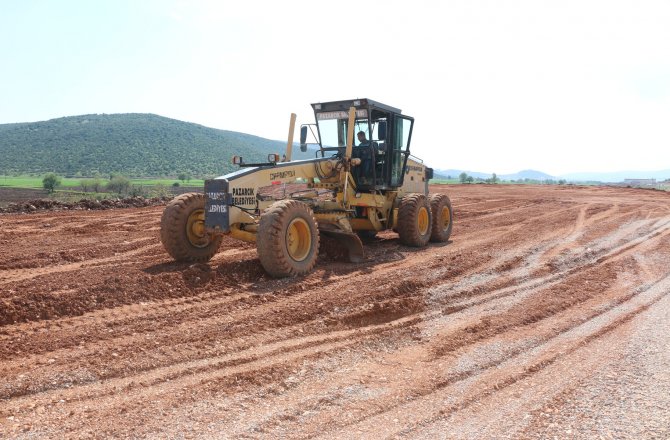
0;196;172;213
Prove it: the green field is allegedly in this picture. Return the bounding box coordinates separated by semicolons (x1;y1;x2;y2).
0;176;81;188
0;175;203;189
431;179;460;184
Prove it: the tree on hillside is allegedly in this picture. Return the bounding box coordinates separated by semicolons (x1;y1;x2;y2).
466;175;474;183
491;173;498;184
178;172;192;183
42;173;61;193
459;172;468;183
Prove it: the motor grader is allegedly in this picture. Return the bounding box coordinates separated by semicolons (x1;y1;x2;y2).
160;98;453;277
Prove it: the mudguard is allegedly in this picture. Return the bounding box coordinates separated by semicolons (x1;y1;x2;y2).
204;179;232;233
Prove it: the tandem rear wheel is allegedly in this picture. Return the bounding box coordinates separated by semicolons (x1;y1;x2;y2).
397;193;433;247
429;193;453;242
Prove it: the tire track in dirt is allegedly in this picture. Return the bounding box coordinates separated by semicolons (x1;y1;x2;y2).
352;274;670;439
2;233;664;409
1;206;630;374
223;238;670;438
430;216;670;315
0;191;552;328
230;227;670;438
0;239;160;285
2;191;666;378
1;185;670;438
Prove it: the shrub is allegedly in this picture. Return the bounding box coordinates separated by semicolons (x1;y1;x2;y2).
42;173;62;193
107;175;131;195
80;178;102;192
129;184;147;197
151;183;170;198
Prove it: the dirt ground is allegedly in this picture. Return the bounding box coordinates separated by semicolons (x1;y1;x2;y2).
0;188;47;207
1;184;669;439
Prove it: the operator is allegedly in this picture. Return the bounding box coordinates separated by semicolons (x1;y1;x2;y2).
355;131;372;183
357;130;370;147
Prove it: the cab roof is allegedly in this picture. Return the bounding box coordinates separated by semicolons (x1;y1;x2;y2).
310;99;402;115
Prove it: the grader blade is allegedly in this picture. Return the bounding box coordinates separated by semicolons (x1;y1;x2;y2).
320;230;365;263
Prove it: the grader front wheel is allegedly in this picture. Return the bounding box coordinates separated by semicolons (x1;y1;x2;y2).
397;193;433;247
257;199;320;277
160;193;222;262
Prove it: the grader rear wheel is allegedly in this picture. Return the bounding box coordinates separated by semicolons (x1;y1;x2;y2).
429;193;453;242
397;193;432;247
256;199;320;277
160;193;222;262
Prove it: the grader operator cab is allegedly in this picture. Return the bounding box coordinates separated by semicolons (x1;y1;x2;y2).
160;99;453;277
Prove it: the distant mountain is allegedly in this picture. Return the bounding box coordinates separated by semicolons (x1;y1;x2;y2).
558;169;670;183
435;167;670;183
500;169;556;181
0;113;315;177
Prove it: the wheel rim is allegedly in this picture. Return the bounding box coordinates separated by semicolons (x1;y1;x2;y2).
186;208;209;248
441;205;451;231
286;218;312;262
417;206;429;235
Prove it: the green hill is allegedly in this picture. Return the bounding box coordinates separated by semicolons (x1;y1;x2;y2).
0;113;315;177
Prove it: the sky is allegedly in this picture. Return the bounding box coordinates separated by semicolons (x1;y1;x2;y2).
1;0;669;176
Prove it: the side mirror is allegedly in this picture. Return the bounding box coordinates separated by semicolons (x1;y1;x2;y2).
378;121;387;141
232;156;243;165
300;126;308;152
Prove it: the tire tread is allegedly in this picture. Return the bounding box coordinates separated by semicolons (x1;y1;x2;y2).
397;193;432;247
429;193;453;242
160;192;222;262
257;199;320;277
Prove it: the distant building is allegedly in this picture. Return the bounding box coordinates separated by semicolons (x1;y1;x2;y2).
624;178;656;186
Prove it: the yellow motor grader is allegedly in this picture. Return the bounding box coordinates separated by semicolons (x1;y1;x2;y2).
160;99;452;277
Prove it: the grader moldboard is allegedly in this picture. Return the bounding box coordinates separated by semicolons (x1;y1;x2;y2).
160;99;453;277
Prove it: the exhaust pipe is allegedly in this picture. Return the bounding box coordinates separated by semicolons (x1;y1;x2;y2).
284;113;297;162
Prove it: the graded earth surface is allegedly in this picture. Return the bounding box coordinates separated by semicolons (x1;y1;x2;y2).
1;185;669;439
